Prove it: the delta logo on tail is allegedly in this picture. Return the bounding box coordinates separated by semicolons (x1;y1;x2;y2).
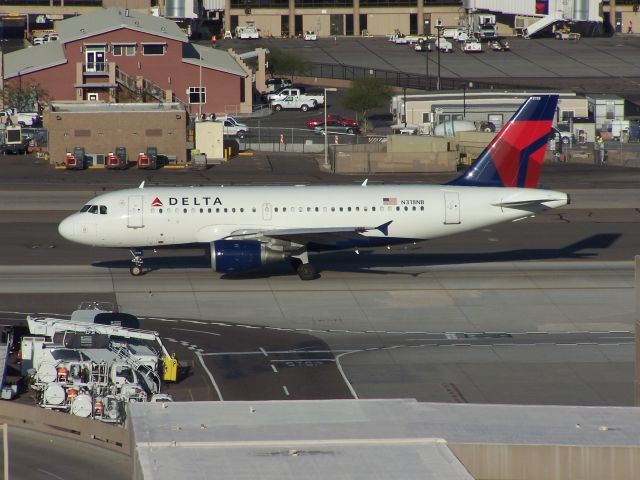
449;95;558;188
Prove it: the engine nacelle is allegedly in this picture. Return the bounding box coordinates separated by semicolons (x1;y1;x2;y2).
210;240;286;274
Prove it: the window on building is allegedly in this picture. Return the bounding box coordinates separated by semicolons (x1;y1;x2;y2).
188;87;206;104
561;111;575;122
126;45;136;56
142;43;165;56
113;45;122;56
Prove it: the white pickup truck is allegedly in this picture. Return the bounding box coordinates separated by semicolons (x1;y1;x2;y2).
267;88;324;108
271;95;321;112
0;110;40;127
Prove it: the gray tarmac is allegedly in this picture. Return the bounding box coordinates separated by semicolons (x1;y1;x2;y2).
221;35;640;95
0;153;638;408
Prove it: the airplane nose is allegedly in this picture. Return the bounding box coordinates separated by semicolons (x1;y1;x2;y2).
58;216;74;241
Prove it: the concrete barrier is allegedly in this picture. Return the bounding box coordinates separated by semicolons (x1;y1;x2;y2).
0;402;130;454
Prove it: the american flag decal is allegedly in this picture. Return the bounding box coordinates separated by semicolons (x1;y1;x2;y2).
383;197;397;205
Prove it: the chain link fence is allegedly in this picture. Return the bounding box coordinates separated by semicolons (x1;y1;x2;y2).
238;126;386;153
307;62;552;91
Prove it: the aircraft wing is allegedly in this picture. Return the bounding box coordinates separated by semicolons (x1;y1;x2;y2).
225;221;393;247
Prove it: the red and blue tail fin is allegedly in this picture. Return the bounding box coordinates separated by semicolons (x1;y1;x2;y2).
448;95;559;188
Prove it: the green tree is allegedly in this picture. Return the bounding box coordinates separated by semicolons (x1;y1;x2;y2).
340;78;391;132
265;46;311;82
5;80;47;113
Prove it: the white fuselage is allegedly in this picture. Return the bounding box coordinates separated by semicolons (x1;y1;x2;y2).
58;184;568;250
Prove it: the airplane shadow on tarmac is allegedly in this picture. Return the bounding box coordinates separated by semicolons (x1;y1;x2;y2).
91;233;620;279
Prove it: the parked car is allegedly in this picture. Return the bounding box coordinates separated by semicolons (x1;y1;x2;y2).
442;28;464;39
550;127;575;144
435;37;453;53
490;39;510;51
0;136;31;155
266;87;313;104
0;110;40;127
215;115;249;138
261;85;303;102
414;38;432;52
271;95;320;112
313;121;360;135
265;78;292;93
462;38;482;53
268;88;324;109
306;114;358;130
453;30;469;42
303;31;317;41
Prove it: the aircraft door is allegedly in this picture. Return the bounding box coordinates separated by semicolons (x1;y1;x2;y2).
262;203;272;221
127;195;144;228
443;191;460;224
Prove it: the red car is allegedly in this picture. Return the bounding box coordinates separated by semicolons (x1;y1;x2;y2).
306;114;358;130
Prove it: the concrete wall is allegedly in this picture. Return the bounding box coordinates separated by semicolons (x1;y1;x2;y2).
387;134;450;153
0;401;129;455
334;149;457;174
44;107;187;165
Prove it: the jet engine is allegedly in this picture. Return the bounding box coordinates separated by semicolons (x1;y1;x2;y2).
210;240;287;274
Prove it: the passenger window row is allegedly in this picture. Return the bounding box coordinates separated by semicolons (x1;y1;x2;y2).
151;205;425;214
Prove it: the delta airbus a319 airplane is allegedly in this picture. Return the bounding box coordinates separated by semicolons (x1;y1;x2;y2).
58;95;569;280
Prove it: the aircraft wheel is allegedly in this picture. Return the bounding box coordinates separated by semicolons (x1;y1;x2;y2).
130;265;143;276
297;263;317;281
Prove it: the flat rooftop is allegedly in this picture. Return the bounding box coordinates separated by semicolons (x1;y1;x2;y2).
129;399;640;479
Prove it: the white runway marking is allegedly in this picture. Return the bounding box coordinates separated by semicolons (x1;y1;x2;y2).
335;351;360;399
37;469;65;480
282;386;290;396
271;364;278;373
172;327;221;336
259;347;268;356
196;351;223;401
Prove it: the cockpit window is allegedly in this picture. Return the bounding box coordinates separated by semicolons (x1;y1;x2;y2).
88;205;98;214
100;205;107;215
80;205;91;212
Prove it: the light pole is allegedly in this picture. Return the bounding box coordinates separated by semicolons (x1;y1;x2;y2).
198;48;202;117
403;87;407;127
436;23;444;90
323;87;337;167
424;21;429;91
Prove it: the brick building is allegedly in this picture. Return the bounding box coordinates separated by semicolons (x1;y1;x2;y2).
4;8;252;116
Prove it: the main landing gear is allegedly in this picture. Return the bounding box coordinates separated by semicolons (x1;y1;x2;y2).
129;248;144;276
291;251;317;281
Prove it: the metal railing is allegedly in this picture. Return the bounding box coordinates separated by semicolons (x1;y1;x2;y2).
83;62;109;74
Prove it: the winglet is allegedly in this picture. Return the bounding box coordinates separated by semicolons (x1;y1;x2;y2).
376;220;393;236
138;181;145;189
362;178;368;187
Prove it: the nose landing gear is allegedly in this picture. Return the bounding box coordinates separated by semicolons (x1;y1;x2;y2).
129;249;144;276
